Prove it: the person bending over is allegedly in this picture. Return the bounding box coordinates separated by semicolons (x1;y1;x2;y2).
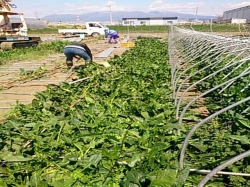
63;42;92;68
107;29;119;44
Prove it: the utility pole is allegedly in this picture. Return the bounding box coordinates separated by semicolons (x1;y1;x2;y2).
107;5;113;25
210;18;213;32
35;12;38;19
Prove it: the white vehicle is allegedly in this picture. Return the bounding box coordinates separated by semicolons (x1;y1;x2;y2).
58;22;109;37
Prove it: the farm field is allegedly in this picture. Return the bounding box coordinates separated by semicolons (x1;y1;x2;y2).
28;24;248;35
0;34;134;120
0;27;250;186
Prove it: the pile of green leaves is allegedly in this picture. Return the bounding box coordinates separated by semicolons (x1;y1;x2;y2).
0;38;192;186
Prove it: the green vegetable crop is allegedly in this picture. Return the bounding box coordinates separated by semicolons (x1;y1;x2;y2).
0;38;189;186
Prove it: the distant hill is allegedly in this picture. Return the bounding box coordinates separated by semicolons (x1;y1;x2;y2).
42;11;216;23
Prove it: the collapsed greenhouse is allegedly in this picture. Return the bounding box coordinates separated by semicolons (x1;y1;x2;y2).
169;26;250;186
10;17;48;29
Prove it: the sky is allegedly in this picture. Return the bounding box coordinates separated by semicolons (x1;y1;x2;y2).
10;0;250;18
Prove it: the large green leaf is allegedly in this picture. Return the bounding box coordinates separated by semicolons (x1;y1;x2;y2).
0;180;7;187
149;169;178;187
29;172;48;187
189;142;207;152
125;170;142;185
225;135;250;144
237;119;250;129
0;154;33;162
174;167;190;187
127;153;144;167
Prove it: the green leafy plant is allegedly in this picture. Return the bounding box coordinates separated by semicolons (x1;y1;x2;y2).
0;40;70;66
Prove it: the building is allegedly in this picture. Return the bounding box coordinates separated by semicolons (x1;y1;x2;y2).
222;5;250;23
122;17;178;26
10;18;48;29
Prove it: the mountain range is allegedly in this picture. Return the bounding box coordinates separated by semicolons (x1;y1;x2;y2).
42;11;217;23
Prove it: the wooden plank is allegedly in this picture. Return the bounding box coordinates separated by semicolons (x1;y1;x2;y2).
95;47;115;58
1;92;35;95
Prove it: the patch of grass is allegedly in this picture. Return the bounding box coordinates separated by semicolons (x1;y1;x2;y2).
0;40;70;66
180;23;241;32
28;28;58;34
27;24;242;37
109;25;170;33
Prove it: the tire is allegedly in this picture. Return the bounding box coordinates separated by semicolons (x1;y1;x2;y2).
91;32;100;37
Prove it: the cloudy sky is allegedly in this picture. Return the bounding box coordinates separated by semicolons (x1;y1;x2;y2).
10;0;250;18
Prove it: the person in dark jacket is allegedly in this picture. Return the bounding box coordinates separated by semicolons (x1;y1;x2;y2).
63;42;93;68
